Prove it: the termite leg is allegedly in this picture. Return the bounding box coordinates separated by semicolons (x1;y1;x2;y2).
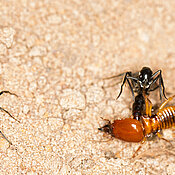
158;95;175;112
115;144;128;158
0;131;12;145
144;94;152;116
147;98;152;116
157;132;173;147
132;137;146;158
99;117;111;125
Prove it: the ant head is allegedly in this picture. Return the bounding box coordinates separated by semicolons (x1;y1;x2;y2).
138;67;153;89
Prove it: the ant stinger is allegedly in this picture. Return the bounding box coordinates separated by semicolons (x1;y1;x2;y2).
0;91;19;145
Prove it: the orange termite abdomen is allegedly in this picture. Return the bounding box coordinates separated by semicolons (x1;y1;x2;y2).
98;118;144;142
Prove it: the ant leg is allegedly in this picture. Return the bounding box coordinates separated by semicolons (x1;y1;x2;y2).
126;76;141;101
159;74;164;101
151;70;167;100
132;137;146;158
0;91;18;97
159;73;167;99
151;72;162;100
102;73;125;88
0;131;12;145
0;107;20;123
158;95;175;112
102;72;126;80
126;78;135;101
102;72;131;89
149;85;159;92
116;72;133;100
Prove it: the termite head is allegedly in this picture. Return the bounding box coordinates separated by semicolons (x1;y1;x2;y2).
98;121;113;135
99;118;144;143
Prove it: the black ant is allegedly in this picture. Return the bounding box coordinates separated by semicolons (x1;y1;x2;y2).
104;67;167;121
119;67;167;120
0;91;19;145
116;67;167;101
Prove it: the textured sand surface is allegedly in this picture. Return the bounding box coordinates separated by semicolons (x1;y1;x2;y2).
0;0;175;174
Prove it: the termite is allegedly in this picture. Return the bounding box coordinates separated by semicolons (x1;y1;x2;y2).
98;95;175;158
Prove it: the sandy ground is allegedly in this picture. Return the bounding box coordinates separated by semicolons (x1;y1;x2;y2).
0;0;175;174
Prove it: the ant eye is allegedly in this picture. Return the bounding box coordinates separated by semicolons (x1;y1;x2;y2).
139;75;143;80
